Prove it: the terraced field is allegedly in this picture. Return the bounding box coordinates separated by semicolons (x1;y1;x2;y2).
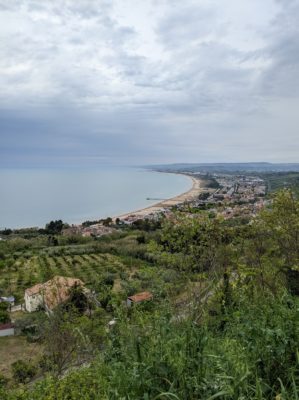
1;253;126;300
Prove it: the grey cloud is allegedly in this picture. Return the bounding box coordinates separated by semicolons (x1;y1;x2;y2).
0;0;298;166
157;5;217;48
257;0;299;97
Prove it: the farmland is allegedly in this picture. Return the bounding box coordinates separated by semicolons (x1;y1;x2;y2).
0;232;179;304
1;253;124;299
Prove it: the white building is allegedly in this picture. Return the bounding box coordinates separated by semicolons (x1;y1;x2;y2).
24;283;44;313
24;276;85;313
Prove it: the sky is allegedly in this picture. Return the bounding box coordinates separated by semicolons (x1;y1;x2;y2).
0;0;298;167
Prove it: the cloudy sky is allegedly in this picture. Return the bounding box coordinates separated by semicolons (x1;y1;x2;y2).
0;0;298;167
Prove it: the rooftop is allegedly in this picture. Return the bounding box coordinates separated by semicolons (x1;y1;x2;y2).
128;291;153;303
25;276;84;310
25;283;44;296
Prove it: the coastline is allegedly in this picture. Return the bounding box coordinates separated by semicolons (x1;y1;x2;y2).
0;170;202;230
114;173;203;221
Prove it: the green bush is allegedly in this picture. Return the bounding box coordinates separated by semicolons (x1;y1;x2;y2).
0;373;8;388
11;360;37;383
0;306;10;324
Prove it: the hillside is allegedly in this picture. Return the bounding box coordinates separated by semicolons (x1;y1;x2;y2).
0;186;298;399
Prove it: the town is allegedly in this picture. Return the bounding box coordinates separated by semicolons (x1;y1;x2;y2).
59;172;269;236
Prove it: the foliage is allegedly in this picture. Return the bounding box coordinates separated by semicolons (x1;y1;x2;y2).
198;191;211;200
11;360;37;383
5;291;298;399
65;285;91;313
0;301;10;323
45;220;65;235
152;213;235;275
132;217;162;231
260;171;299;193
40;308;95;376
1;189;299;399
0;373;8;388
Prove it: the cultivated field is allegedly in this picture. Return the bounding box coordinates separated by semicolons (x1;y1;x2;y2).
1;252;127;300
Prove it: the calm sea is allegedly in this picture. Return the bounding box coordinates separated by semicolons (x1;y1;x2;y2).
0;167;191;229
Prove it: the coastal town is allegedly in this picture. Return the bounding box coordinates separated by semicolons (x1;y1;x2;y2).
60;172;268;237
185;172;268;220
0;171;269;241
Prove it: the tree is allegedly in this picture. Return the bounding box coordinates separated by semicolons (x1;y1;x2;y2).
47;235;59;246
103;217;112;227
41;308;93;376
66;285;90;314
253;189;299;294
0;302;10;324
45;220;64;235
0;311;9;324
153;213;235;274
260;190;299;264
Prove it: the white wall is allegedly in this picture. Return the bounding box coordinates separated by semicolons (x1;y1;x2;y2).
24;292;43;312
0;327;14;337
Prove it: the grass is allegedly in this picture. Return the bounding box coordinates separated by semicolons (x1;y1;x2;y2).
0;336;43;380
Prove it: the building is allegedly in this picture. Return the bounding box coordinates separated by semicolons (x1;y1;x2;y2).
24;276;85;313
0;323;14;337
127;291;153;307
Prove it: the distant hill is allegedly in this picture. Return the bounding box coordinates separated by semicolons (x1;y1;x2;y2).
146;162;299;173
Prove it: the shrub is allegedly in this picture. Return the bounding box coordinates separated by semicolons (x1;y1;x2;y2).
11;360;37;383
102;273;115;287
0;302;8;311
0;308;10;324
0;373;8;388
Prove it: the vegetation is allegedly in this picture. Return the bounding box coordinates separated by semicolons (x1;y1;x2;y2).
11;360;37;384
0;302;10;324
260;171;299;194
195;174;221;189
0;190;298;399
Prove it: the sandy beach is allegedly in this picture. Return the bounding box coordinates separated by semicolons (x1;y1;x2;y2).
115;174;203;221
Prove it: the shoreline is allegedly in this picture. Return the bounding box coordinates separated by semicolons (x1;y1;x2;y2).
0;172;203;230
114;173;203;221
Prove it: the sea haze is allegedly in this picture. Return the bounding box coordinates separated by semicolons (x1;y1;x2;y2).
0;167;191;229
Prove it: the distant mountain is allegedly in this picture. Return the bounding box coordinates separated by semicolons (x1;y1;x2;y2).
146;162;299;173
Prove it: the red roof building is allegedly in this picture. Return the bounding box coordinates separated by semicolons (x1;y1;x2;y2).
127;291;153;306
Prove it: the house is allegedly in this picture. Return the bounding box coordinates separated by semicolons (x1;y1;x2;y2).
24;276;85;313
127;291;153;307
0;323;14;337
24;283;44;313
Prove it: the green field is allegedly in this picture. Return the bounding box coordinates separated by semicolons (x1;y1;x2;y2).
0;232;179;303
1;252;127;300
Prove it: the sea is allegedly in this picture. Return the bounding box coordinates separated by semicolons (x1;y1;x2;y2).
0;167;192;229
